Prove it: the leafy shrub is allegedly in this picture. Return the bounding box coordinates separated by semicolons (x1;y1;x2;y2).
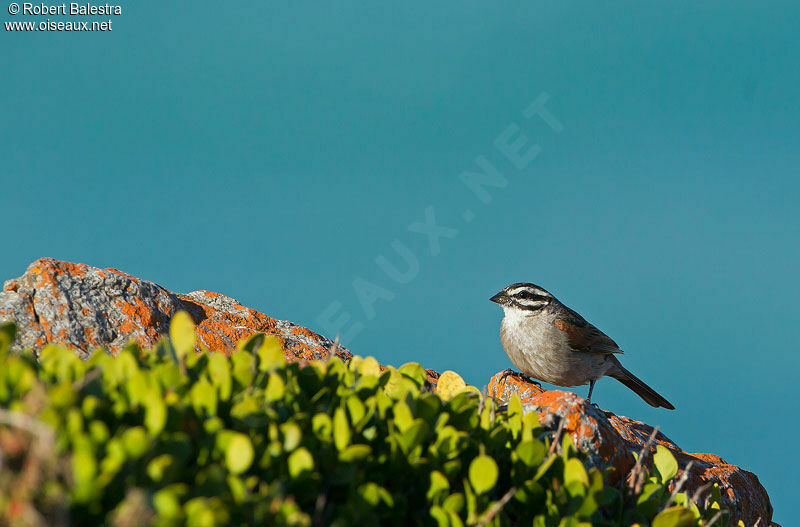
0;316;734;526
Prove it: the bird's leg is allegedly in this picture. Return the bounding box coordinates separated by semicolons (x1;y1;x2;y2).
497;368;514;386
586;379;596;404
514;371;541;387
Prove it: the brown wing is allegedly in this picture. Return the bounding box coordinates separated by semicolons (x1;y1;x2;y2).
554;308;623;355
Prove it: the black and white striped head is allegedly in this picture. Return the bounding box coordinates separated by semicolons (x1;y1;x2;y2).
490;283;554;312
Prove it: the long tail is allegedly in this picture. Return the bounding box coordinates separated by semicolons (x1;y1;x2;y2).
609;358;675;410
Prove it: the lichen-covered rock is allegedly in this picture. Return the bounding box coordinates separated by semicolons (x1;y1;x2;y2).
0;258;775;526
488;372;775;527
0;258;350;362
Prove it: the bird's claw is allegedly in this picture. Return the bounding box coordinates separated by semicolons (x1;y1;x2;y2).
497;368;541;387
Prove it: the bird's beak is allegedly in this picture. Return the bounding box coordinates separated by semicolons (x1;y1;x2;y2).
490;291;506;304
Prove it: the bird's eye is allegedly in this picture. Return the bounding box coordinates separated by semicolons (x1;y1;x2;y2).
515;289;548;302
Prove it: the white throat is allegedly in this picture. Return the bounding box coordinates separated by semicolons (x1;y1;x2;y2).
501;305;537;325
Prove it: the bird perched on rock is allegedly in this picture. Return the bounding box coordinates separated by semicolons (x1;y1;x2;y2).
490;283;674;409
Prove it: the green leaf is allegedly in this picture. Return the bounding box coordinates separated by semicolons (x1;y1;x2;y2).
653;445;679;484
430;506;449;527
564;458;589;487
338;444;372;462
522;411;541;441
169;311;195;357
346;395;366;425
225;433;254;475
358;482;390;506
144;390;167;435
257;335;285;370
288;447;314;478
147;454;174;482
312;413;332;441
71;447;97;484
280;422;302;452
427;470;450;501
153;488;182;518
508;394;523;437
0;321;16;354
384;368;415;399
265;372;285;402
468;455;498;495
652;505;697;527
516;440;546;467
399;362;426;386
122;427;148;458
358;356;381;377
399;420;430;452
230;397;260;421
393;400;414;432
231;351;255;387
208;353;232;400
190;377;218;415
237;332;265;352
333;406;351;450
447;509;464;527
442;493;465;514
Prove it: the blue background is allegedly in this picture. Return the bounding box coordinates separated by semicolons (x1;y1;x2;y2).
2;2;797;522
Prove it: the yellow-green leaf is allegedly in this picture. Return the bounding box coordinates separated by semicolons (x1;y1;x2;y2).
393;400;414;432
281;422;302;452
312;413;332;441
338;444;372;462
288;447;314;477
437;371;467;401
653;445;679;484
225;433;254;475
144;391;167;435
190;378;217;415
122;427;148;458
257;335;285;370
564;458;589;487
208;353;232;400
169;311;195;357
346;396;366;425
265;372;285;402
468;455;498;494
358;356;381;377
427;470;450;501
72;447;97;484
333;406;351;450
399;362;426;386
652;505;697;527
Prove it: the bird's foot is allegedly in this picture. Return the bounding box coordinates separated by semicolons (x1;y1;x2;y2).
497;368;541;387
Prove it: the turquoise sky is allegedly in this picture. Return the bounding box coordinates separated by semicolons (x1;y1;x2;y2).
3;1;798;522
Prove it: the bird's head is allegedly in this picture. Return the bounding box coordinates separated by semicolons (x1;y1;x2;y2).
490;283;554;314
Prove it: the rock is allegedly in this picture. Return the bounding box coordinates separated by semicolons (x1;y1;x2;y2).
0;258;350;362
488;372;775;527
0;258;775;526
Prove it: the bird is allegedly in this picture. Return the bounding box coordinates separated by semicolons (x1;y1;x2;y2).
490;283;674;409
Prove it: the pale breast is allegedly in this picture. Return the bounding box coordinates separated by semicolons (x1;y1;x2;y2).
499;311;613;387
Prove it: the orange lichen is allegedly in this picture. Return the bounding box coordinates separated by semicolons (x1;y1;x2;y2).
83;327;98;347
